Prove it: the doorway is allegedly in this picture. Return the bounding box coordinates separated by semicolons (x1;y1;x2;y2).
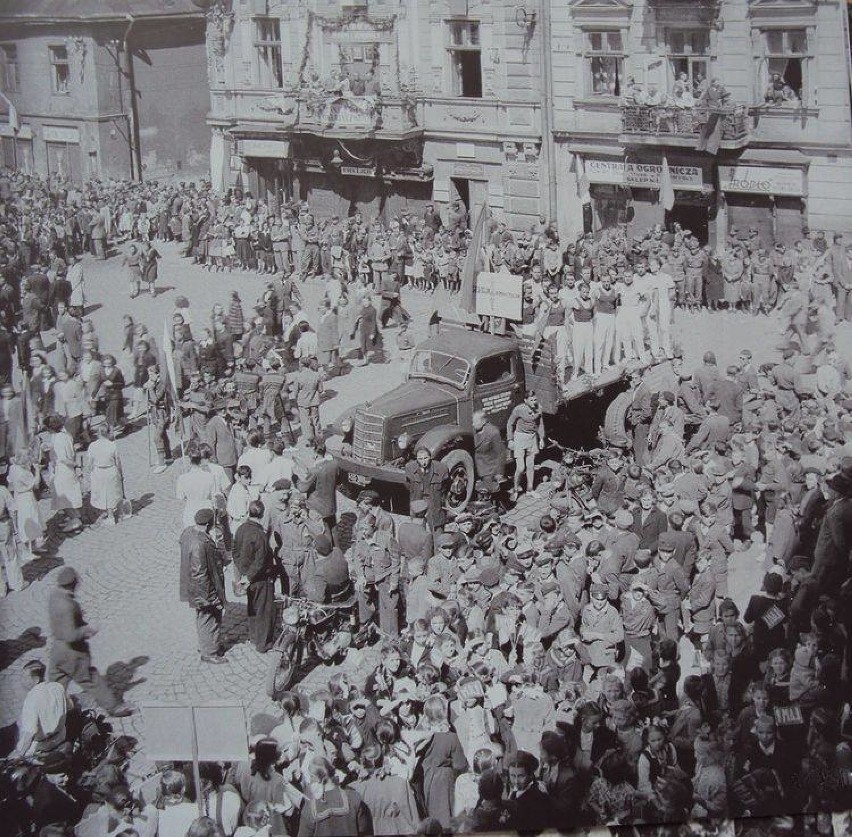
665;199;709;244
450;177;470;213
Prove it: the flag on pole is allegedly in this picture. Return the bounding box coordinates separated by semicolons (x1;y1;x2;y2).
576;156;591;205
162;319;179;400
660;155;675;212
459;203;490;314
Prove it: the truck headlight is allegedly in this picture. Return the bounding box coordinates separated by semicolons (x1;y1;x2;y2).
341;417;353;434
397;432;410;450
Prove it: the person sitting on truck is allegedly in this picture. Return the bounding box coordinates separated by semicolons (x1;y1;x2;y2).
506;391;545;501
404;447;450;534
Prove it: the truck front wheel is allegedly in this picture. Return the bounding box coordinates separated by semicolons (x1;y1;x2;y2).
441;449;475;512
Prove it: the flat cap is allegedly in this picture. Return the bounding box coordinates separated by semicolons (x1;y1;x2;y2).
657;531;679;552
194;508;215;526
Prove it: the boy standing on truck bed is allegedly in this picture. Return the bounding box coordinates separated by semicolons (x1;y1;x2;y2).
506;391;545;501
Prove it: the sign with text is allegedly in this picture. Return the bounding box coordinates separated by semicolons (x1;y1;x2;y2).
585;159;704;190
718;164;805;196
475;271;523;321
340;165;376;177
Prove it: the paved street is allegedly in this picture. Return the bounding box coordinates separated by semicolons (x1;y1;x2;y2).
1;243;849;781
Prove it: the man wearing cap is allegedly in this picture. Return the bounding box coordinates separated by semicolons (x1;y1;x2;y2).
580;583;623;669
651;539;689;641
627;371;653;466
404;447;449;532
590;454;625;516
234;500;277;653
693;351;721;406
426;532;463;606
183;508;227;663
812;457;852;591
12;659;70;760
48;567;132;716
307;533;352;605
348;511;400;636
202;397;238;481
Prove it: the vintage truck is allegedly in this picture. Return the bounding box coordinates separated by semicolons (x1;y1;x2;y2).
332;322;675;510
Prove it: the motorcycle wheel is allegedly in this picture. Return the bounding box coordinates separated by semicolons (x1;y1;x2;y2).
272;641;303;694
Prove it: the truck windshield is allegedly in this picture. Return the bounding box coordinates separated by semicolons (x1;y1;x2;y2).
409;350;471;389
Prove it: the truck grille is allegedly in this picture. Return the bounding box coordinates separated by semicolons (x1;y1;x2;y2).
352;411;385;465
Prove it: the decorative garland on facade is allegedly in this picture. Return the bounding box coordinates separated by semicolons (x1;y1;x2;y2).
311;10;397;33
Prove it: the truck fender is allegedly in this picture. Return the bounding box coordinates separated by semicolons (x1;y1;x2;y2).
416;425;472;459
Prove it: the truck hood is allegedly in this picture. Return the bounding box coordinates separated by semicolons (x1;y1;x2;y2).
359;380;461;424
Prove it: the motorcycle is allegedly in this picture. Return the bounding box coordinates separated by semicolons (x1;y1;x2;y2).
266;596;376;698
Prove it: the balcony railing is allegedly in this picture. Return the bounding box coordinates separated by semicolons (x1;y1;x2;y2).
295;93;421;137
621;104;750;145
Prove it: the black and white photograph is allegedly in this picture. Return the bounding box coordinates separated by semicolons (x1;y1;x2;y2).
1;1;852;836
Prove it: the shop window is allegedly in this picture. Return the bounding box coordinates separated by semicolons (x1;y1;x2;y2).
448;20;482;98
586;30;624;97
0;43;19;93
760;28;808;106
666;29;710;97
49;45;70;95
254;17;283;89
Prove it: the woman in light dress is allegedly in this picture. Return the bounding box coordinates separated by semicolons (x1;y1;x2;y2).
86;423;126;526
7;448;45;560
47;414;83;533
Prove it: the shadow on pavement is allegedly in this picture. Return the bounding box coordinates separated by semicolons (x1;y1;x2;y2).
23;552;64;584
220;601;248;654
130;492;156;515
105;655;150;701
83;303;103;317
0;627;46;671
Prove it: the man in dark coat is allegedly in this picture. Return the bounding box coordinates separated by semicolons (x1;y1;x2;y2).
350;297;379;364
631;490;668;552
812;458;852;593
297;442;338;534
473;410;507;483
202;400;238;481
183;509;227;663
404;446;449;532
506;750;553;834
48;567;132;716
234;500;276;653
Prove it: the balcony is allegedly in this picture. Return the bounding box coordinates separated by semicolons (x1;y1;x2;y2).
293;94;423;141
620;104;751;150
209;89;423;142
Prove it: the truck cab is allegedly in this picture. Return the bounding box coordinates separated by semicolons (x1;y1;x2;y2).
333;330;525;509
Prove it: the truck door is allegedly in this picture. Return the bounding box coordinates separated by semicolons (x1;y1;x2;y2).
473;351;523;433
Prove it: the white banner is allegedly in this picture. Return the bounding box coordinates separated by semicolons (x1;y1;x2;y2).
718;164;804;196
475;271;523;321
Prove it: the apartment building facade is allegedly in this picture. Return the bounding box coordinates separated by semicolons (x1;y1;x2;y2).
550;0;852;246
208;0;548;229
0;0;210;183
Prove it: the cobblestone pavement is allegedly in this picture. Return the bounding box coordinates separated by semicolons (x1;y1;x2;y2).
0;242;849;782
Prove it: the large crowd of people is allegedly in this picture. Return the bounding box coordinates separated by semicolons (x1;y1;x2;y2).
1;169;852;836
